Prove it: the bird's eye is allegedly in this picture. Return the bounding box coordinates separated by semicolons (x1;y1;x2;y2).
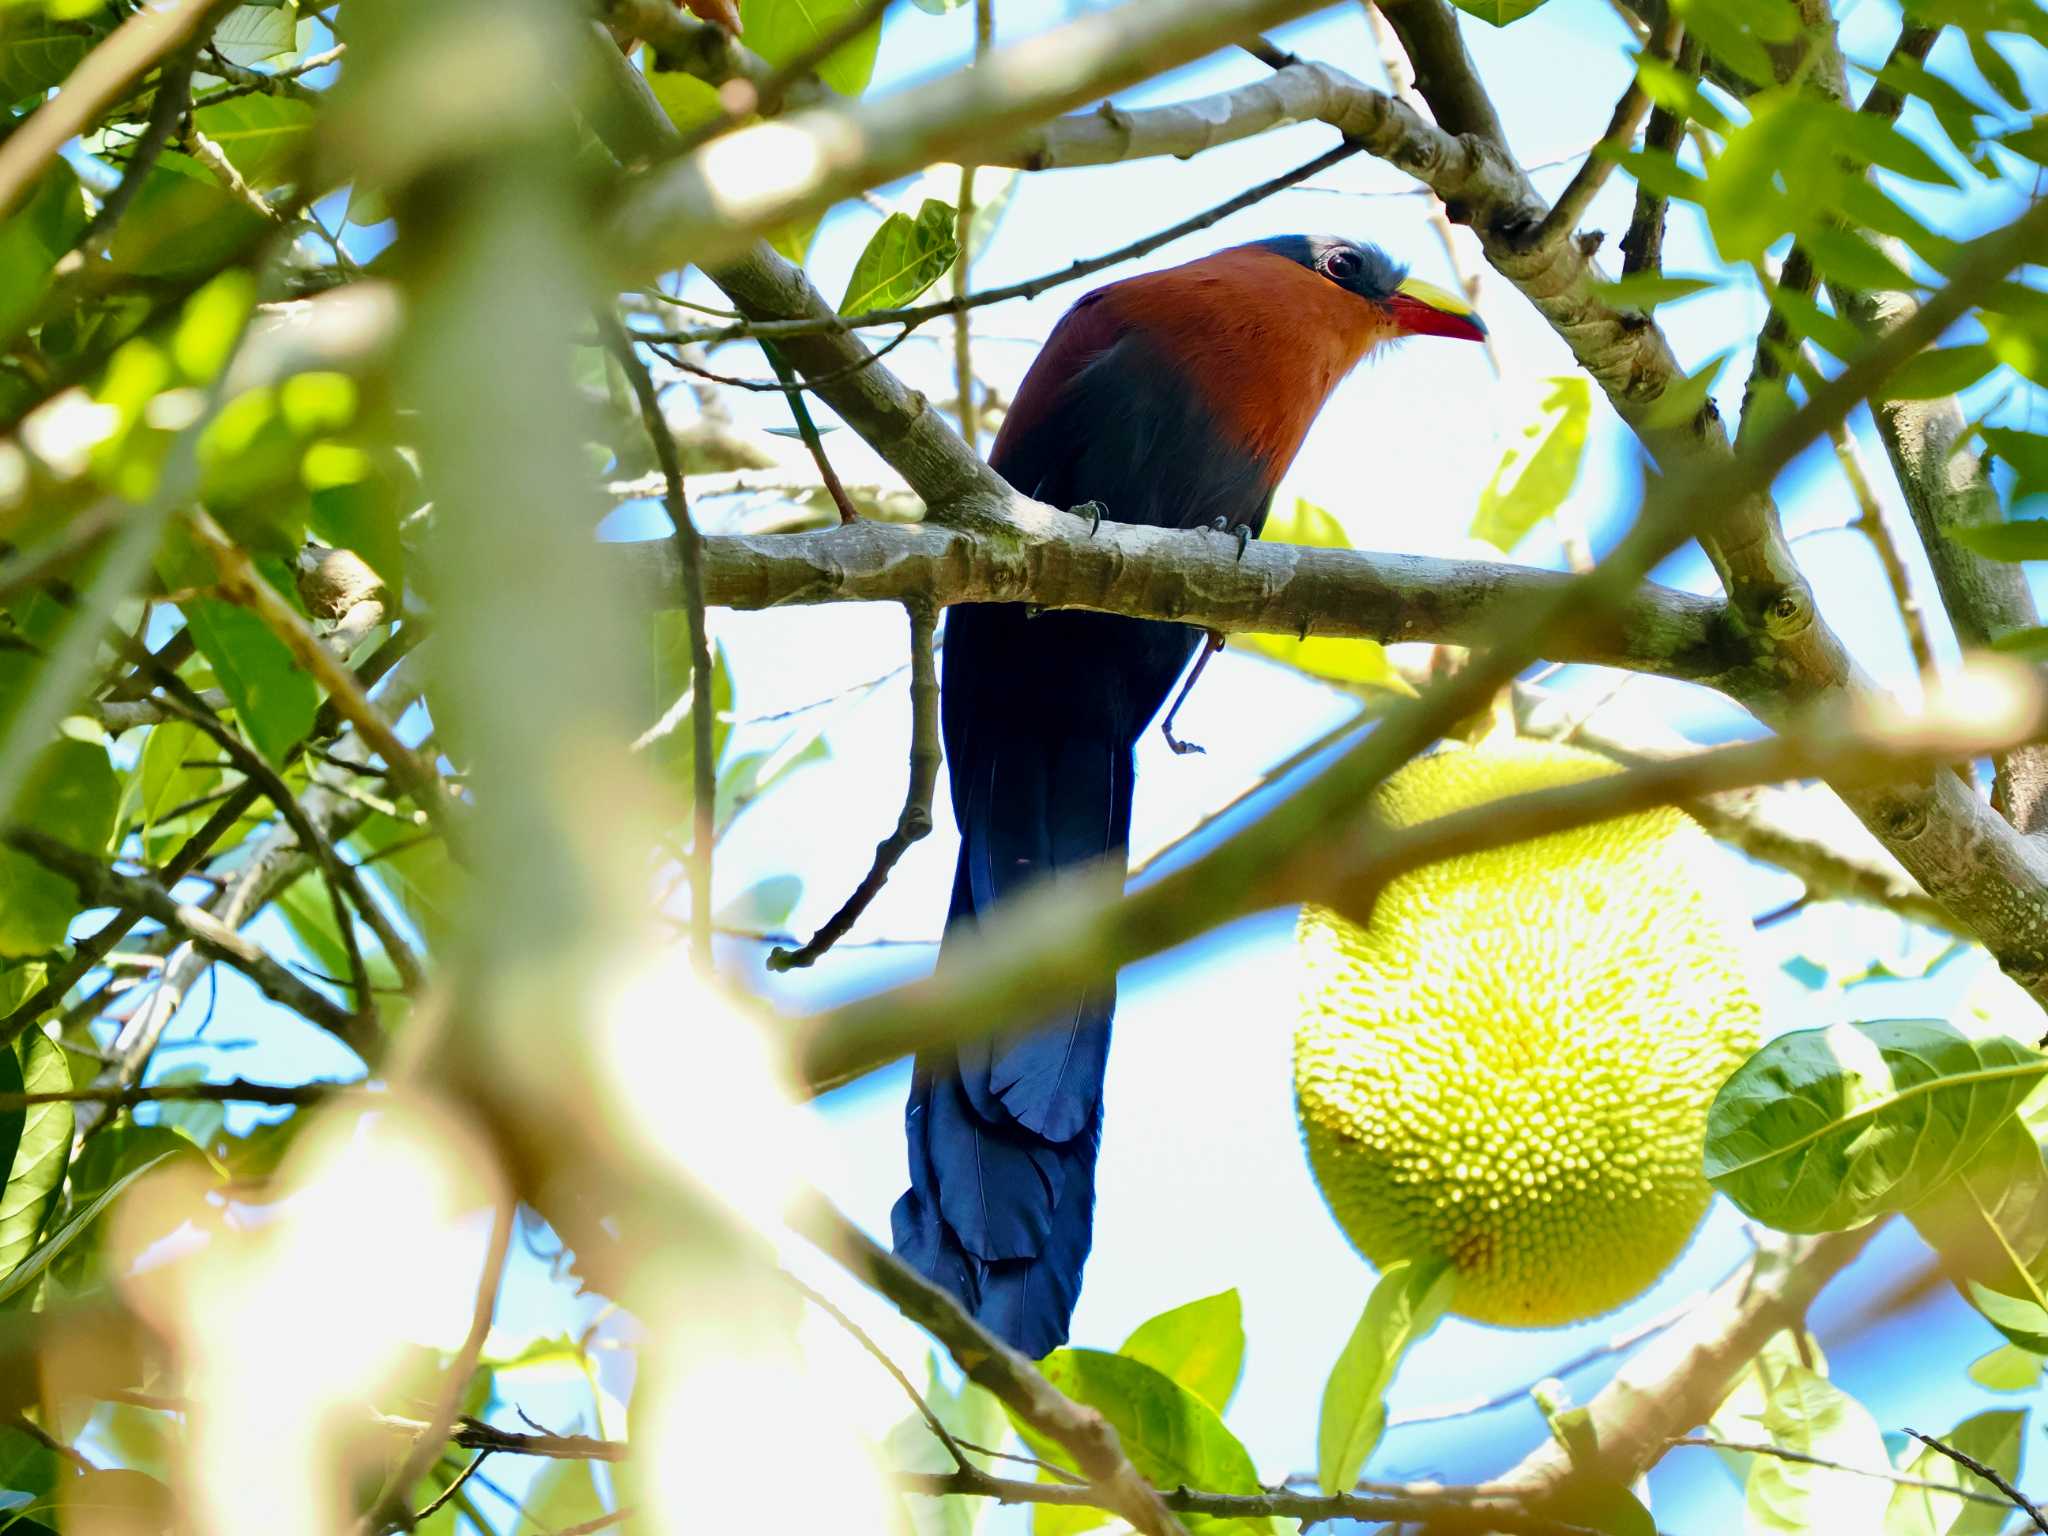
1324;249;1362;282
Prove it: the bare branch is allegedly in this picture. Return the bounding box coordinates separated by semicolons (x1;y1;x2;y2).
1904;1428;2048;1533
611;0;1337;271
602;314;716;969
1671;1437;2012;1510
1;829;378;1057
0;1078;359;1114
622;522;1734;681
769;602;939;970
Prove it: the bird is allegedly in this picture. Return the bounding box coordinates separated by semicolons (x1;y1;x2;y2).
889;234;1489;1356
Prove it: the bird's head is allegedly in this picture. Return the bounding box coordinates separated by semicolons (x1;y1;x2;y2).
1247;235;1488;343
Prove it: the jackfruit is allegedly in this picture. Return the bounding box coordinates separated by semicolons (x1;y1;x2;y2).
1295;739;1762;1327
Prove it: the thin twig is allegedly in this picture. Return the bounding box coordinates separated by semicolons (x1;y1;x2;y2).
1;829;376;1055
769;602;938;970
180;122;282;221
1531;11;1676;247
791;1197;1189;1536
409;1451;489;1525
0;1077;359;1113
760;340;862;524
1619;34;1698;276
193;42;337;105
369;1194;516;1535
655;323;918;393
1830;416;1936;675
1904;1429;2048;1533
601;313;715;969
952;0;993;450
1672;1439;2012;1504
647;140;1363;348
787;1274;969;1471
68;28;203;259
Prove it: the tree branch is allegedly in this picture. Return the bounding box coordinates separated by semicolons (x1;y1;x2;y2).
769;601;939;970
610;0;1336;271
619;521;1735;681
1;829;378;1057
790;1200;1190;1536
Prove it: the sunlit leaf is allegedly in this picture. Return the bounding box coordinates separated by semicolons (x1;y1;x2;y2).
1909;1117;2048;1339
1587;273;1717;310
1009;1350;1279;1536
0;11;106;103
1803;228;1915;294
713;874;803;934
1742;1363;1889;1534
0;1027;71;1286
0;1146;177;1305
738;0;881;96
1612;148;1707;202
1236;498;1412;694
1886;345;2000;400
1982;425;2048;511
1947;519;2048;562
1471;376;1590;553
841;199;959;317
1447;0;1549;24
1119;1289;1244;1414
1704;1019;2048;1232
0;740;119;957
887;1354;1009;1536
1966;1342;2042;1391
0;162;85;342
210;1;296;66
1316;1258;1453;1496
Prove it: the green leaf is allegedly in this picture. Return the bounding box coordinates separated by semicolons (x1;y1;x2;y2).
1118;1289;1244;1415
1531;1479;1656;1536
1471;376;1590;553
209;1;296;67
840;199;959;318
1010;1350;1278;1536
1803;228;1916;293
715;729;830;836
1982;312;2047;388
1830;112;1958;187
1612;148;1707;202
0;1146;176;1305
517;1459;607;1532
1967;32;2026;112
1983;425;2048;511
190;94;313;188
1887;345;2000;400
0;1425;60;1504
1671;0;1780;84
1316;1258;1454;1497
0;740;119;958
308;456;406;603
0;12;105;103
1765;283;1865;363
1633;55;1730;132
0;162;85;342
347;811;452;945
0;1028;71;1287
1965;1342;2042;1391
139;720;224;863
713;874;802;934
1911;1110;2048;1281
10;1469;173;1533
1743;1363;1890;1533
645;625;733;792
1948;519;2048;562
182;595;319;767
1446;0;1549;24
1886;1408;2025;1536
1587;273;1717;310
1236;499;1412;693
1706;1020;2048;1233
738;0;881;96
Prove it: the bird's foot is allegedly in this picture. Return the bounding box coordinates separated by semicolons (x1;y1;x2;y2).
1207;516;1252;561
1070;500;1108;536
1159;631;1226;756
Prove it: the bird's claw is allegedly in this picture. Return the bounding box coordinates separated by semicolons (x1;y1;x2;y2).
1162;725;1206;756
1070;500;1108;536
1208;516;1252;560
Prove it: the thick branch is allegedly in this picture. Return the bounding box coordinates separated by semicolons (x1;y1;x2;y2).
621;521;1734;681
1495;1229;1876;1498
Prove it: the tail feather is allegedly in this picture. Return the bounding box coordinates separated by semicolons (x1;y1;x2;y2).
892;709;1130;1356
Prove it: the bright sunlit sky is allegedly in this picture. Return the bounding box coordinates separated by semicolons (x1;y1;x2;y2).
117;0;2048;1529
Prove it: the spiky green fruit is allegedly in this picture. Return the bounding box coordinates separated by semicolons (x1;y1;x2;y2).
1295;740;1762;1327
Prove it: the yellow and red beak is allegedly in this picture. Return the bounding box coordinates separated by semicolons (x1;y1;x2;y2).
1388;275;1488;342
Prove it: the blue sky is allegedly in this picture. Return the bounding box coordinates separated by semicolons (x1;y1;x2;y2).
105;0;2048;1529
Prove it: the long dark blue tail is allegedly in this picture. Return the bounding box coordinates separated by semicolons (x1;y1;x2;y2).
891;682;1132;1356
